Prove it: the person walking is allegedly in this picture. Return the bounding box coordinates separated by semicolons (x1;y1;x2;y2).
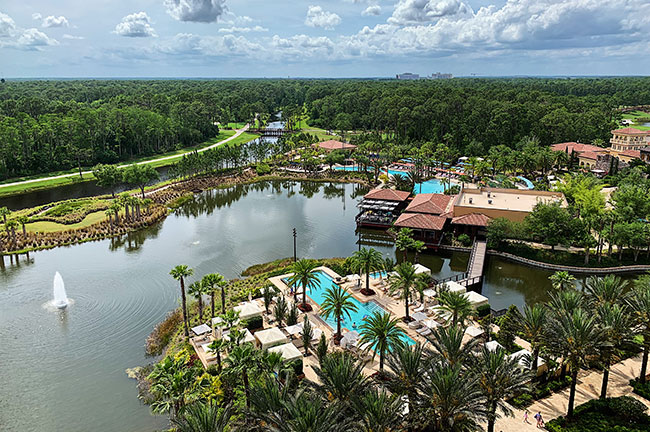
523;410;530;424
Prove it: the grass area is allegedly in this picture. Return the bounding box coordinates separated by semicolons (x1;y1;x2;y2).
621;110;650;131
0;130;261;198
26;211;108;232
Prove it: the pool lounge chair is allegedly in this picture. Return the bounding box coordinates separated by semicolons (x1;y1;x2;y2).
408;321;421;329
416;327;432;336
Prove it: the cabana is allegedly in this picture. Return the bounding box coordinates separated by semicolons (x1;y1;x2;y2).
465;326;485;338
413;264;431;275
462;291;489;308
234;301;264;321
268;342;303;361
444;281;467;294
224;328;256;345
191;324;211;336
255;327;288;350
509;349;548;375
485;340;504;352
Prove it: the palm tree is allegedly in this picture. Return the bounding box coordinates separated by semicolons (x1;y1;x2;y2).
148;355;197;418
170;265;194;339
411;240;426;263
0;206;10;225
262;285;275;314
549;270;576;291
597;303;633;398
201;273;226;318
438;289;473;327
475;347;530;432
207;339;227;372
393;227;414;262
388;261;418;322
273;296;288;328
262;390;353;432
312;351;369;405
352;247;384;293
171;402;233;432
386;342;428;426
359;311;406;372
187;281;206;324
286;259;319;312
354;389;405;432
547;308;601;417
319;284;358;343
428;324;477;368
519;304;547;372
301;315;314;356
224;343;258;409
585;274;628;307
417;363;486;432
16;215;29;236
626;283;650;384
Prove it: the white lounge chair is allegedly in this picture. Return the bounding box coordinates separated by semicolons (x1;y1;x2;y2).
408;321;421;329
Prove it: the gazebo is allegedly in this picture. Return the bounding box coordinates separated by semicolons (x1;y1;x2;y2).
268;342;303;361
462;291;489;308
234;301;264;320
413;264;431;275
255;327;289;350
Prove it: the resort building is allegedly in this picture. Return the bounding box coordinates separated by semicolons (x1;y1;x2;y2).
550;142;608;170
641;147;650;163
393;193;454;245
396;72;420;80
609;127;650;153
453;187;568;223
313;139;357;152
356;188;411;228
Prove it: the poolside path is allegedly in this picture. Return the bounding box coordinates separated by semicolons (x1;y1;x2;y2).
494;354;648;431
0;124;250;190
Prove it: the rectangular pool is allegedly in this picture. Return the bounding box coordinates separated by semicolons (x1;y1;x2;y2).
283;271;415;346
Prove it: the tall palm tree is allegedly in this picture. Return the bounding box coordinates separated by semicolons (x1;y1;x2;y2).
273;296;288;328
389;261;418;322
417;363;485;432
585;274;628;307
224;343;258;409
261;390;353;432
519;304;547;372
148;355;197;418
170;265;193;339
319;284;358;343
549;270;576;291
354;389;405;432
286;259;319;312
207;339;227;372
475;347;530;432
187;281;206;324
547;308;601;417
597;303;633;399
359;311;406;372
312;351;369;405
172;402;233;432
352;247;384;293
386;342;428;425
428;324;477;368
393;227;415;262
626;283;650;384
438;289;473;327
301;315;314;356
201;273;227;318
0;206;10;225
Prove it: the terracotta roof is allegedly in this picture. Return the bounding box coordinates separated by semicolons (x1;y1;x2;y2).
405;193;454;215
640;147;650;153
451;213;491;227
578;151;599;161
619;149;641;158
394;213;447;231
550;142;607;154
364;188;411;202
313;140;357;151
612;128;649;135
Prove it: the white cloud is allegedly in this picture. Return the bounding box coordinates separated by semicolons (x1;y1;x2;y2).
305;5;341;30
1;12;17;37
0;12;58;50
271;34;335;58
114;12;157;37
388;0;472;25
154;32;263;57
63;34;84;40
362;5;382;16
164;0;227;23
31;13;42;21
42;16;70;28
218;25;268;33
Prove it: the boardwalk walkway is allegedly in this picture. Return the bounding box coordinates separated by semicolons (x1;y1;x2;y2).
467;239;486;279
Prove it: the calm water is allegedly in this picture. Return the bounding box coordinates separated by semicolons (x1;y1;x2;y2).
1;179;561;432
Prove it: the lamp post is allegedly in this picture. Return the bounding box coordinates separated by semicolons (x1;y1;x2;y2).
293;228;297;262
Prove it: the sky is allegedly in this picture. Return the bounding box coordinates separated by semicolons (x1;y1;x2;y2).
1;0;650;78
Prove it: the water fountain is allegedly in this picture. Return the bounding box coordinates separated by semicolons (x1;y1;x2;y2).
52;271;69;309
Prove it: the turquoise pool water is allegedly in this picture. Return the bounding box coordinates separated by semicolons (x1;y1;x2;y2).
334;166;448;195
516;176;534;190
370;270;387;279
283;271;415;346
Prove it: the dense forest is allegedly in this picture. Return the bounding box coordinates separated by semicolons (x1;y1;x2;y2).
1;77;649;180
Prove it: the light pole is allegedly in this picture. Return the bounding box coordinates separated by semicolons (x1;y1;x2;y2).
293;228;297;262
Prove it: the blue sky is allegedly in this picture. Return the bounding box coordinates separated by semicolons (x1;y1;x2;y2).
1;0;649;78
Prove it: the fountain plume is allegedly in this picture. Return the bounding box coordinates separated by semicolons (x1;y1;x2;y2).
53;271;69;309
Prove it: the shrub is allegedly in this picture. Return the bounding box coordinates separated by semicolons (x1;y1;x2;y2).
256;163;271;175
510;393;533;408
457;233;472;247
378;173;389;183
630;378;650;402
476;303;491;317
547;396;650;432
242;315;263;331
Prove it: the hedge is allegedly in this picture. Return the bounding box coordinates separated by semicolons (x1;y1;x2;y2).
630;378;650;401
546;396;650;432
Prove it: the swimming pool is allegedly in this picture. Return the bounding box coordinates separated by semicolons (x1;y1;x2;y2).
283;271;415;346
335;166;451;195
370;270;387;279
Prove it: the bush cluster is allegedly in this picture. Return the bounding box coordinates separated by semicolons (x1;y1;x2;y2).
546;396;650;432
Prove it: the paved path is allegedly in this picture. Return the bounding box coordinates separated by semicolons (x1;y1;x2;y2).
0;125;250;190
494;354;647;431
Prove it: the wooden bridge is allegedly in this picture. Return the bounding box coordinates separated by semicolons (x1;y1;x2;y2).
248;128;295;137
433;239;487;291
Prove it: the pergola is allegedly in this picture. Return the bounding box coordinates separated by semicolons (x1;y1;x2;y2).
268;342;303;361
255;327;289;350
234;301;264;320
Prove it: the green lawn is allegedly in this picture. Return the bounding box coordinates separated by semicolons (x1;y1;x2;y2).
621;110;650;130
26;211;108;232
0;130;259;198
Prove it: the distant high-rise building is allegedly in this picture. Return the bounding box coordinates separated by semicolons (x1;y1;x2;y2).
430;72;453;79
396;73;420;80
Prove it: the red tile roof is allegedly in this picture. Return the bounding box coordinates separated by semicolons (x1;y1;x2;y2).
405;193;454;215
612;128;649;136
578;151;599;160
394;213;447;231
550;142;607;154
313;140;357;151
451;213;491;227
364;188;411;202
620;149;641;158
